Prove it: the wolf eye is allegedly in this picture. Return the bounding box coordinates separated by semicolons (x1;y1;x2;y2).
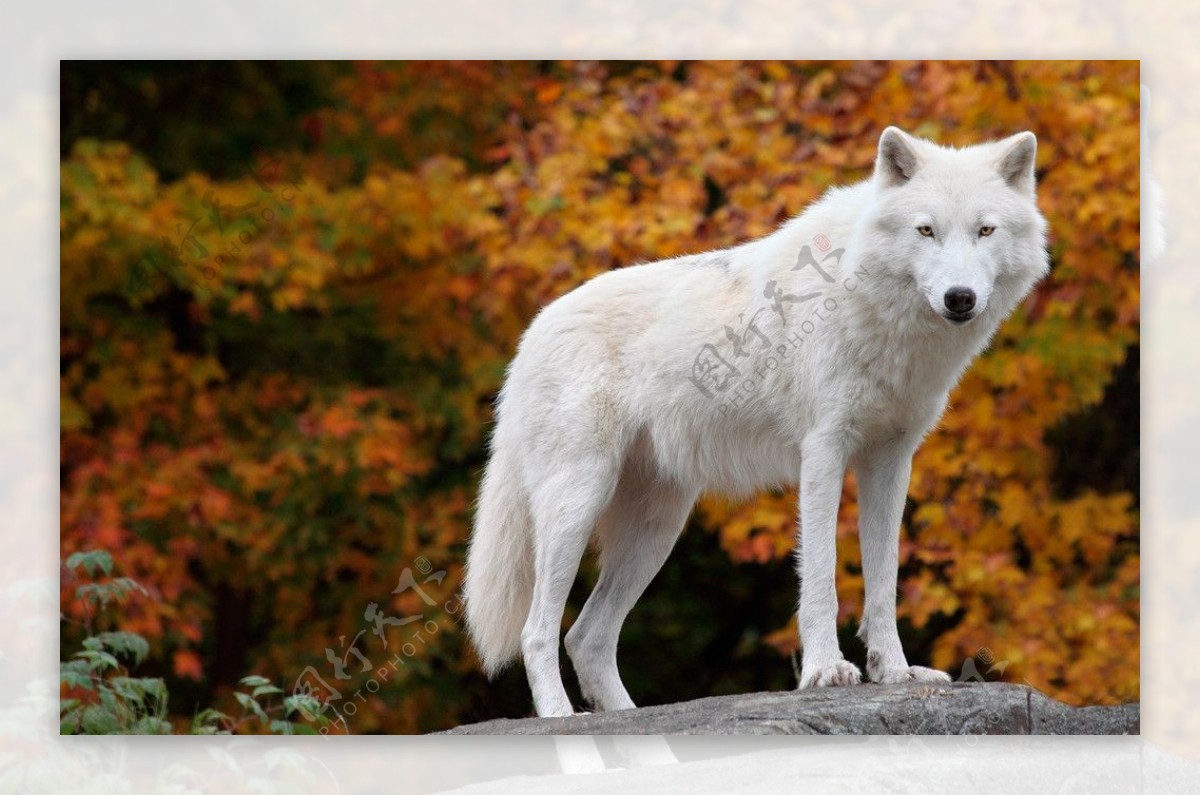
979;226;995;237
917;225;934;237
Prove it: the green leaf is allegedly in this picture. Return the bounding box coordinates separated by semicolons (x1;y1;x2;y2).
95;632;151;666
97;687;123;715
283;693;324;720
66;550;113;578
76;648;120;672
132;716;172;735
191;708;231;735
108;577;151;601
77;578;151;609
239;674;272;687
287;722;319;735
75;584;105;608
60;669;95;691
61;658;92;675
109;676;144;701
234;691;269;724
80;705;121;734
110;676;167;709
252;684;284;698
145;678;168;706
61;711;82;735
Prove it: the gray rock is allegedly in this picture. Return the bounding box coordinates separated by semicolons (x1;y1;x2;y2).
436;682;1138;735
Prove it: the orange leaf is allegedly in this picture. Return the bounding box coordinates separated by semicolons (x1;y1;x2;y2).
173;649;204;681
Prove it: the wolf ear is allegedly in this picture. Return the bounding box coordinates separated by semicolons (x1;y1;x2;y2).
875;127;922;187
997;132;1037;194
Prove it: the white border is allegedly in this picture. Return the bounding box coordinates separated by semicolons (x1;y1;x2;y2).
7;2;1196;791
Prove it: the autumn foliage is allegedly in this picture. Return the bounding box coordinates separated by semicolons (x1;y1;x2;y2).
60;61;1139;732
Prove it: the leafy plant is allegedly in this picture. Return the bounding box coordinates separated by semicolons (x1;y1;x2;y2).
60;550;169;734
191;675;328;736
60;549;327;735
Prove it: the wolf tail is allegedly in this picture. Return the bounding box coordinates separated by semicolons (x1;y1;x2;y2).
463;429;534;678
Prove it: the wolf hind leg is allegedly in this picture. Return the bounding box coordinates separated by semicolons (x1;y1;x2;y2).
521;454;621;718
565;463;696;712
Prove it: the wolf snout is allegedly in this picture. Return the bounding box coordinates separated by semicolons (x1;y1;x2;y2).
944;286;976;313
942;286;977;323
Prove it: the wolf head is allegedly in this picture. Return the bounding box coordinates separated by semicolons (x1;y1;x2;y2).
862;127;1049;328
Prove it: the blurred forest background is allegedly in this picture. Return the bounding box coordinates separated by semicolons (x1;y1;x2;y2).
60;60;1139;734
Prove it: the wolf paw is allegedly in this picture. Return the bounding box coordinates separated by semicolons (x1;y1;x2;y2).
798;660;863;689
871;665;952;685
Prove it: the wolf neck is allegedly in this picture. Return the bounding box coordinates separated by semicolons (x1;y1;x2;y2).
837;265;996;401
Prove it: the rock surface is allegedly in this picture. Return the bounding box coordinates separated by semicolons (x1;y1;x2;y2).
437;682;1138;735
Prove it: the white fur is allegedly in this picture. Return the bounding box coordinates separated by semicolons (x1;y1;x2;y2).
463;127;1050;717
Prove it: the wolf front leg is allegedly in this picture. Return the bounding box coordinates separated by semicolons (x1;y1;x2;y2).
796;435;862;688
856;444;951;684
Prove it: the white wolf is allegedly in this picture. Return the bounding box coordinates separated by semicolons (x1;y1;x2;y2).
463;127;1049;718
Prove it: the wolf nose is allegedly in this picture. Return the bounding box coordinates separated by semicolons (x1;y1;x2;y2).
944;287;976;314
